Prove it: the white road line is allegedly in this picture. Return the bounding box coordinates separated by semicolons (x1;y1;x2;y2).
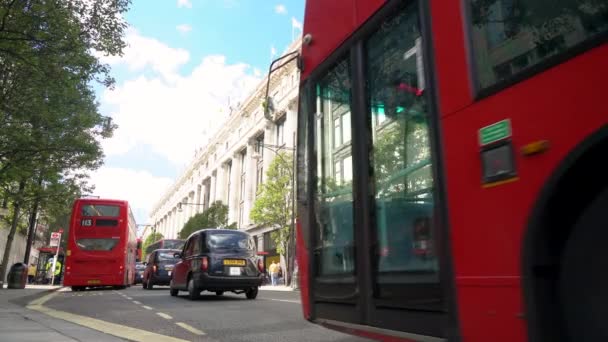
133;301;142;305
176;322;206;336
142;306;153;310
125;296;133;300
156;312;173;320
265;298;300;304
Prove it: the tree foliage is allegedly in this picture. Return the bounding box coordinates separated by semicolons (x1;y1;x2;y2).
0;0;130;284
142;232;164;259
250;152;293;255
178;201;236;239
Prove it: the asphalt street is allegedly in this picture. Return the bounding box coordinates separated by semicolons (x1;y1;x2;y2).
41;285;371;342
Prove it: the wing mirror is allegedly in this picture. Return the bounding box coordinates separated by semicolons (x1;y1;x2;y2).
174;252;182;259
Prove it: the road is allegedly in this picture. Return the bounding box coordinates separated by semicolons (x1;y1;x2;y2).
40;285;371;342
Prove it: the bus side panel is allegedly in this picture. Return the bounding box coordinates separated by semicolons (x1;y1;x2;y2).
441;37;608;342
300;0;384;80
429;0;473;115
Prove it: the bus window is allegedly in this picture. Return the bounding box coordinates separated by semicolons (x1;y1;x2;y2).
81;205;120;217
313;58;355;277
366;4;440;300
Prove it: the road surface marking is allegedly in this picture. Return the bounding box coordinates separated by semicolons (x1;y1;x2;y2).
157;312;173;320
265;298;300;304
27;292;188;342
143;305;153;310
133;300;141;305
125;296;133;300
176;322;206;335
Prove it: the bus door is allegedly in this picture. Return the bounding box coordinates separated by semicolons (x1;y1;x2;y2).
303;1;450;338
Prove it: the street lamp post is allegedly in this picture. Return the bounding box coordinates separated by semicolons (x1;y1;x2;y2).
252;143;296;287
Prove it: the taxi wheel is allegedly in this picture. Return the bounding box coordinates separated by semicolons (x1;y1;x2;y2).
170;281;178;297
245;287;258;300
215;291;224;296
188;277;200;300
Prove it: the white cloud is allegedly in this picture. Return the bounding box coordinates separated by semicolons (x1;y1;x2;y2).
88;167;173;224
275;4;287;14
176;24;192;34
177;0;192;8
100;30;261;167
291;17;302;30
99;28;189;81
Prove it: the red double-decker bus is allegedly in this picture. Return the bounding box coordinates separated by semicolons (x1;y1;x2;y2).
294;0;607;341
64;198;138;291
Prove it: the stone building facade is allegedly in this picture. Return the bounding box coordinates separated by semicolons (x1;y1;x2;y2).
148;40;300;260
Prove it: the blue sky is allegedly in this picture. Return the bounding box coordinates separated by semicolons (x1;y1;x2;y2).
89;0;304;232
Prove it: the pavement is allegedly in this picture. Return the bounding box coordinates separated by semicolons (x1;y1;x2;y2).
0;284;126;341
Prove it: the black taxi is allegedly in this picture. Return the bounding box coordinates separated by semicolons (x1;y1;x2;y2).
170;229;264;300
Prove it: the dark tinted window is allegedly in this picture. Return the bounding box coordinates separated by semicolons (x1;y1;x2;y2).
207;232;254;251
469;0;608;89
76;238;118;251
81;205;120;217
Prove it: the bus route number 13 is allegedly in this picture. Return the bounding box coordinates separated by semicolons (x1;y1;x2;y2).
81;219;92;227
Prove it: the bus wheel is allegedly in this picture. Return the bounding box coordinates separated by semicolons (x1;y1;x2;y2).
559;188;608;342
71;286;83;292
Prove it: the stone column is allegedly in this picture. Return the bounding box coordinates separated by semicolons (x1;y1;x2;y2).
209;171;217;204
215;165;225;205
229;155;240;224
263;121;274;183
195;184;202;214
244;141;256;226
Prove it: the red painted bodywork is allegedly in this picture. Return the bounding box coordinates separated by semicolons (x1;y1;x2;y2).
64;199;138;288
298;0;608;341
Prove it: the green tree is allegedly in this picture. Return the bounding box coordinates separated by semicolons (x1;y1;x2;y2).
0;0;130;285
142;232;164;259
250;151;294;285
178;201;236;239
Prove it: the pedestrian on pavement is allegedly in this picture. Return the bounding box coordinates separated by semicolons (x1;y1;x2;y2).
28;263;37;284
269;261;279;286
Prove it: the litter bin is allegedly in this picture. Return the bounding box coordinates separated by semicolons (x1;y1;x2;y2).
7;262;28;289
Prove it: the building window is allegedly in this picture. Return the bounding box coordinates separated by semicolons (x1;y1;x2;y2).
254;134;264;193
276;117;285;145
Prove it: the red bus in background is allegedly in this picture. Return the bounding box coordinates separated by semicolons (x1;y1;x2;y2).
294;0;607;341
64;198;138;290
136;238;143;262
144;238;185;257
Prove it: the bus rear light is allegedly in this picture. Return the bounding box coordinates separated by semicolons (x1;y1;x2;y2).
257;259;264;273
119;265;123;270
201;256;209;272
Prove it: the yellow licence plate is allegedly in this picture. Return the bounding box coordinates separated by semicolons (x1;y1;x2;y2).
223;259;245;266
87;279;101;285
